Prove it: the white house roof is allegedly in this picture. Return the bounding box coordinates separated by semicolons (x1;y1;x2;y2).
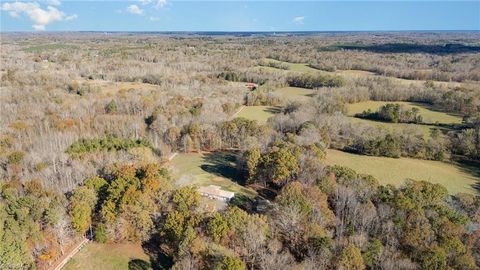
198;185;235;199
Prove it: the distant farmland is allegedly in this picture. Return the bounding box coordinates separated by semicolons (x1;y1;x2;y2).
235;106;280;123
346;101;463;124
326;149;479;195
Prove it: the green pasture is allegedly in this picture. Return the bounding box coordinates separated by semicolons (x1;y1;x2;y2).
64;243;150;270
275;86;316;101
171;152;256;197
347;101;463;124
235;106;280;122
326;149;479;195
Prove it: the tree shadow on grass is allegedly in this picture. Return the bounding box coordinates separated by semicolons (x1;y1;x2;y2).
140;233;173;270
264;106;283;114
200;151;245;186
129;259;152;270
454;158;480;194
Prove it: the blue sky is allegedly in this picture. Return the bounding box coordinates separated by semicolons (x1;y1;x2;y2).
1;1;479;31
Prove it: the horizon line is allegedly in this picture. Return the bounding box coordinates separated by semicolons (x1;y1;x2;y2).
1;30;479;33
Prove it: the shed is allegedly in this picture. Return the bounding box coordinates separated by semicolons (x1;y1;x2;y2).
198;185;235;201
245;83;258;90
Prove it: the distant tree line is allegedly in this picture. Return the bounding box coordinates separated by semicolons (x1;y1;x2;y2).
355;104;423;124
287;73;346;88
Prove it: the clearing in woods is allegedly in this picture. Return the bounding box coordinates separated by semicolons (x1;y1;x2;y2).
346;101;463;124
275;86;316;101
345;100;464;138
258;58;477;88
235;105;281;122
348;117;441;138
326;149;480;195
63;243;150;270
171;151;256;197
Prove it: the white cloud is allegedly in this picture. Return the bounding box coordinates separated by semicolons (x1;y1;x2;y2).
149;16;159;21
139;0;152;5
292;16;305;25
33;24;45;31
45;0;61;6
154;0;167;9
127;4;143;15
65;14;77;21
130;0;166;16
1;1;77;31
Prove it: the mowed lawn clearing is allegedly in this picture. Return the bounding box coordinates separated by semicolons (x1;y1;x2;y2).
275;86;316;101
85;80;161;96
258;59;478;89
349;117;438;138
235;106;280;122
171;151;256;197
346;101;463;124
326;149;480;195
64;243;150;270
263;58;320;73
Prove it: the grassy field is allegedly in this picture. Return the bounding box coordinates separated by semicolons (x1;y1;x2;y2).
334;69;376;78
235;106;280;122
85;80;161;96
64;243;150;270
258;59;476;89
263;58;320;73
347;101;463;124
24;43;77;52
275;86;316;101
171;152;256;196
349;117;438;138
326;149;479;195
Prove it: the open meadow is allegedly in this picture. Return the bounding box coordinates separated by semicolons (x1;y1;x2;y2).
349;117;441;138
234;105;280;122
258;58;480;88
64;243;150;270
275;86;316;101
170;151;256;197
326;149;480;195
346;100;464;124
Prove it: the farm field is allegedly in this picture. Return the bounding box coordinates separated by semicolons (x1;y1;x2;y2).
275;86;316;101
326;149;479;195
259;59;477;88
349;117;439;138
171;151;256;197
85;80;162;96
346;101;463;124
64;243;150;270
235;105;280;122
263;58;320;73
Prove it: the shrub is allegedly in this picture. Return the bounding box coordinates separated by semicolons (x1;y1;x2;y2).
353;134;401;158
8;151;25;165
66;136;153;156
142;74;162;85
258;59;289;70
355;103;423;124
94;223;108;243
105;100;117;114
215;255;245;270
287;73;345;88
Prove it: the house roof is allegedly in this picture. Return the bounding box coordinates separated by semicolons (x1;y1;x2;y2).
198;185;235;199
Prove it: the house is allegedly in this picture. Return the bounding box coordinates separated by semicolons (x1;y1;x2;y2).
245;83;258;90
198;185;235;201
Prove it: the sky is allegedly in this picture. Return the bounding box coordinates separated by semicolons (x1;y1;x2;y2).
1;0;479;32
